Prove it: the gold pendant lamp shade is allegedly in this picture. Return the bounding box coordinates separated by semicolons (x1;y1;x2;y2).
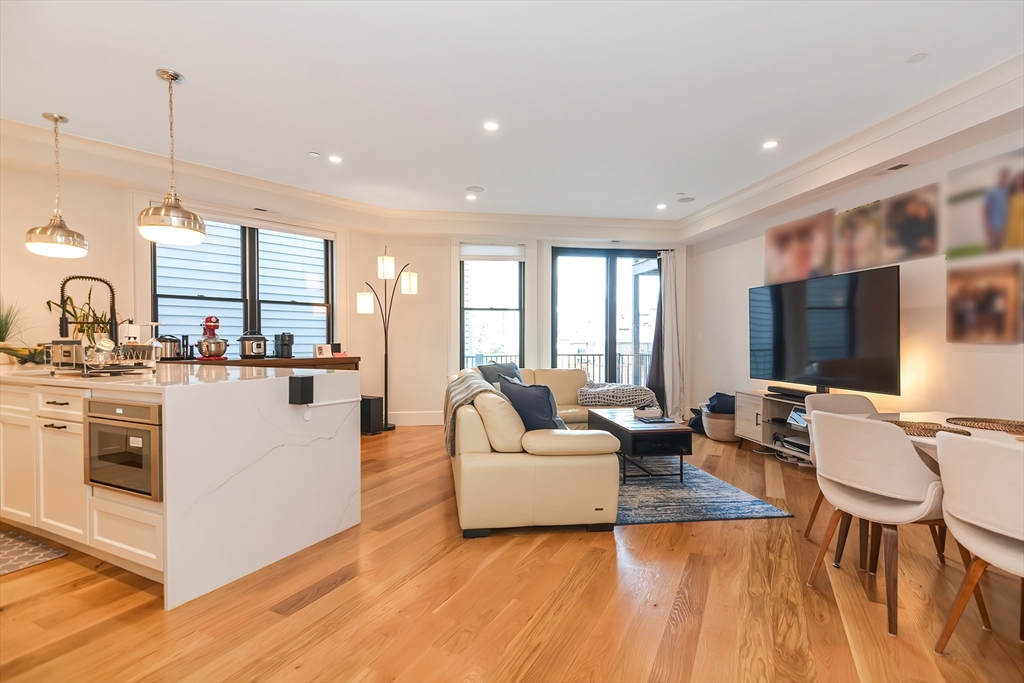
137;69;205;246
25;114;88;258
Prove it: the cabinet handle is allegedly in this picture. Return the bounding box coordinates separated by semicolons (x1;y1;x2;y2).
45;400;70;406
43;423;67;430
755;413;761;427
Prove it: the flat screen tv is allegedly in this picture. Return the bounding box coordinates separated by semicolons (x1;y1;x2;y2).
749;265;900;395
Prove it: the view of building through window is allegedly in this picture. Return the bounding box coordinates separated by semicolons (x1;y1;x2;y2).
461;260;523;368
553;250;659;383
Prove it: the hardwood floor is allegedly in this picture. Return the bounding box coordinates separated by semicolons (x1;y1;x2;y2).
1;428;1021;682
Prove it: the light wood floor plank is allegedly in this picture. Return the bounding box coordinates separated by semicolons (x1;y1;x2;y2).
1;427;1021;683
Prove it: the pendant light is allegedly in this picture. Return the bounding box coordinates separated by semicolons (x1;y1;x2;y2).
25;114;88;258
137;69;205;246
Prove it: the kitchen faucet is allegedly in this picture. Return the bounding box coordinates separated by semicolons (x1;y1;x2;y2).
56;275;118;345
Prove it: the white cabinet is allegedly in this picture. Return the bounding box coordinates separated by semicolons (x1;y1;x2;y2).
36;419;89;543
36;387;87;422
0;413;36;524
89;496;163;570
734;391;764;442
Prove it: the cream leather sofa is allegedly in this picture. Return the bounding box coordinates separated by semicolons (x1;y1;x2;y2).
452;390;621;537
461;367;619;430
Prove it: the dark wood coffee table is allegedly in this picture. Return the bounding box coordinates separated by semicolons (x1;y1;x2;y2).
587;408;693;483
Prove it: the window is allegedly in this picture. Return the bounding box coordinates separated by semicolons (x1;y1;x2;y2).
551;247;660;384
152;221;333;357
460;244;525;369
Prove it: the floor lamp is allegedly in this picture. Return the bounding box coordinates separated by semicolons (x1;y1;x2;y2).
357;246;417;431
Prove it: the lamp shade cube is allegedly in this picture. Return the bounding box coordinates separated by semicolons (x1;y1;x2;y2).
356;291;375;315
400;271;418;295
377;255;395;280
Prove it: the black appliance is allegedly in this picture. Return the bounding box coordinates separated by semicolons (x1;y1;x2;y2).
237;331;267;359
84;399;162;501
748;265;900;395
275;333;294;359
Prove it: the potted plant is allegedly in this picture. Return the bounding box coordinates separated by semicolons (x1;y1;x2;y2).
46;287;117;346
0;295;26;364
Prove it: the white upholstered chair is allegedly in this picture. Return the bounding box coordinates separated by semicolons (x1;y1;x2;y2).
806;412;945;636
803;394;877;547
934;433;1024;654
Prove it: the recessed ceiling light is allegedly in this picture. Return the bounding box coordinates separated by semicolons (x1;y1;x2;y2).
906;53;928;64
466;194;477;200
677;197;696;203
763;140;778;149
483;122;499;131
656;204;667;210
308;152;320;157
253;207;268;212
328;155;342;163
466;186;485;192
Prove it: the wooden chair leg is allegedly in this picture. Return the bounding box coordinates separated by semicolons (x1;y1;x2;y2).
859;518;869;571
833;512;853;568
807;508;843;586
934;556;989;654
868;521;882;575
882;524;899;636
928;524;946;565
804;490;824;540
955;540;992;630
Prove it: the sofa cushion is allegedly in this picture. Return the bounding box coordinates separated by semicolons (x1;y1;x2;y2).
477;361;523;385
521;429;621;456
499;375;564;431
557;404;621;424
533;368;589;407
472;392;526;453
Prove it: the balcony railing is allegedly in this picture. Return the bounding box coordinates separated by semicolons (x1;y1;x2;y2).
463;354;520;368
557;352;652;386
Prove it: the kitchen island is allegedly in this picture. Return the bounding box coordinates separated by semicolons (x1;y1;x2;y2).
0;363;361;609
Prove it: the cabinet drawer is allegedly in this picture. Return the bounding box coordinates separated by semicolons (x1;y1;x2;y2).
89;497;163;570
37;388;87;422
734;392;764;442
0;385;33;416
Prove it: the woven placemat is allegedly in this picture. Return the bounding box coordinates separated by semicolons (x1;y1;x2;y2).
946;417;1024;435
885;420;971;437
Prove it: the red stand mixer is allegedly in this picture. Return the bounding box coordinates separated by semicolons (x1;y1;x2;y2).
196;316;229;361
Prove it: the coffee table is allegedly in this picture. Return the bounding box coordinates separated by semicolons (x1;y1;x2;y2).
587;408;693;483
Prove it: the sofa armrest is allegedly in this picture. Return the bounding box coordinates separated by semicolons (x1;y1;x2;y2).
456;405;493;456
521;429;620;456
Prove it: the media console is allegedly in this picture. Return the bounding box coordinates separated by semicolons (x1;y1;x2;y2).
734;390;812;464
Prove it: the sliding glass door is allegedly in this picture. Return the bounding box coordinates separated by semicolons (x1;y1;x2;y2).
552;248;660;383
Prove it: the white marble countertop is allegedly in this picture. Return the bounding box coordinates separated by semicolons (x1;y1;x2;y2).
0;363;344;393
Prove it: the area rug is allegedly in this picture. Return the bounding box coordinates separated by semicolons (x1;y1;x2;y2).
0;528;68;576
616;457;792;525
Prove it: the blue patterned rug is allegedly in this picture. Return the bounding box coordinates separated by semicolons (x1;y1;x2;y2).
616;457;792;525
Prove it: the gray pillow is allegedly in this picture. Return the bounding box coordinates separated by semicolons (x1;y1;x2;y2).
498;375;566;431
477;361;523;385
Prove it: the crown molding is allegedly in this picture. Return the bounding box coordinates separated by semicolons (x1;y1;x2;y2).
678;53;1024;242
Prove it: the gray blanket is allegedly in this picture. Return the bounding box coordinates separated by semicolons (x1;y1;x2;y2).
578;380;659;408
443;372;501;456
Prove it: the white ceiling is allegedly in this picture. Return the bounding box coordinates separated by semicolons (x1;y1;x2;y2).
1;1;1022;220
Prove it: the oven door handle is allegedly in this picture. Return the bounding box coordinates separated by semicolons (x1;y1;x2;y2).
43;423;68;430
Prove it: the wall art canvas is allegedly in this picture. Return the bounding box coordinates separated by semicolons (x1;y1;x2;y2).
947;148;1024;258
764;210;834;284
881;183;939;264
947;260;1022;344
835;201;882;273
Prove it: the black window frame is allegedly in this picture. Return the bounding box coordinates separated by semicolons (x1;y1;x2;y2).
550;246;660;382
151;224;335;346
460;259;526;370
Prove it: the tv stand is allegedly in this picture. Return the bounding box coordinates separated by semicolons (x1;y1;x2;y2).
735;390;812;464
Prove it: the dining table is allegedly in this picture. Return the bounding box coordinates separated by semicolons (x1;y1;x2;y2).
808;410;1024;473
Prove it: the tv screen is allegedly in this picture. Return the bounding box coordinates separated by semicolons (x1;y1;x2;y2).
749;266;900;394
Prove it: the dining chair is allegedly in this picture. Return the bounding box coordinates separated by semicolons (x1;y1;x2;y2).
934;432;1024;654
802;394;878;564
806;412;945;636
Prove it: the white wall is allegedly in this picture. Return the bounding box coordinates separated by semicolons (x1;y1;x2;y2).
686;132;1024;418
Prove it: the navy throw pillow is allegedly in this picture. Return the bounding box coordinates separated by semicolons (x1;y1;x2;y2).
498;375;566;431
477;361;523;385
